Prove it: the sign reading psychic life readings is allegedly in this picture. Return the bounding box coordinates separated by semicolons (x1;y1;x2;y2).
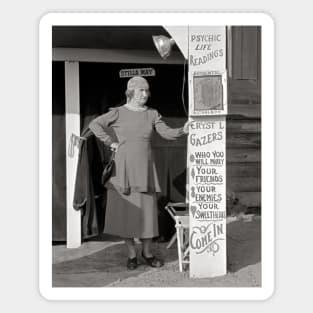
188;26;227;278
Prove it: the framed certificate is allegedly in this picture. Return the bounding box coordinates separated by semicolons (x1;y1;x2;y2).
191;70;227;115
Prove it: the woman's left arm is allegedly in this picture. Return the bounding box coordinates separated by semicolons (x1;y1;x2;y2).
153;111;188;140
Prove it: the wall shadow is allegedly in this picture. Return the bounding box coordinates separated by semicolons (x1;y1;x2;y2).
226;217;261;272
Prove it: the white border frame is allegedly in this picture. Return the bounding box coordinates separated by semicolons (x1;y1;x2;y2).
39;12;274;301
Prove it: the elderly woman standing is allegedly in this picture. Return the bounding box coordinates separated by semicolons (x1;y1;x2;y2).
89;76;188;270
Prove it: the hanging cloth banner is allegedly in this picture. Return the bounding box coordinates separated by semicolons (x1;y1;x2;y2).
188;26;227;278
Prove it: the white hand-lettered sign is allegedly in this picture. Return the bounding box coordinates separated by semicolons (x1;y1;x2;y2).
188;26;227;278
189;27;227;116
188;117;226;277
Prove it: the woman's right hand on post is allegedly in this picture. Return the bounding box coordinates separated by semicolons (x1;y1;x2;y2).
183;121;190;134
110;142;119;152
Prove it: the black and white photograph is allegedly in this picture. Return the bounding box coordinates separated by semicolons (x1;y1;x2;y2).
39;13;274;300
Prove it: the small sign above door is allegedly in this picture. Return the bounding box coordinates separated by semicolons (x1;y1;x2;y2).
119;68;156;78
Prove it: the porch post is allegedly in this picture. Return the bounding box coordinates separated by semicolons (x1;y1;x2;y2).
65;61;81;248
188;27;228;278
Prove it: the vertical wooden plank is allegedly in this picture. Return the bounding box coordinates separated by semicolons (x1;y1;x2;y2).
227;26;232;78
52;62;66;241
231;26;242;79
188;26;227;278
65;61;81;248
257;26;262;90
242;27;258;79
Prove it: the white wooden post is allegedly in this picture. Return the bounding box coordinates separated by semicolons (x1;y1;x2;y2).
188;27;228;278
65;61;81;248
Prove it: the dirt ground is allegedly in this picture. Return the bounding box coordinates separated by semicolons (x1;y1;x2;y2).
53;214;261;287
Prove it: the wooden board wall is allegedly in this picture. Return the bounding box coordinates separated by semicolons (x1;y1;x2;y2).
231;26;261;81
226;116;261;208
227;26;261;208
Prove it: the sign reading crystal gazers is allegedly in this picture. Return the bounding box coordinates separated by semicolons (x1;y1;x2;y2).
188;26;227;278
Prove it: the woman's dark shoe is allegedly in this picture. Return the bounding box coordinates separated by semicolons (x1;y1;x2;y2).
141;252;164;268
126;257;138;270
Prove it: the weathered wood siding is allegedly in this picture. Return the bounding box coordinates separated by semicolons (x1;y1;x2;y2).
227;26;261;208
231;26;261;80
